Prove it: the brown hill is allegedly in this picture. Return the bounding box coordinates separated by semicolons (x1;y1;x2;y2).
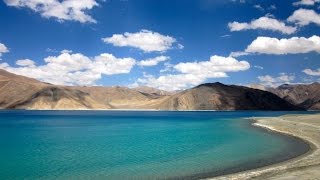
0;69;162;110
0;70;109;109
268;83;320;110
0;69;304;110
157;83;302;110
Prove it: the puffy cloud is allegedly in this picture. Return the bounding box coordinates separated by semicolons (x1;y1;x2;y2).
288;9;320;26
102;30;179;53
245;35;320;55
293;0;320;6
138;56;169;67
92;53;136;75
135;73;212;91
0;52;136;86
258;73;295;87
0;43;9;57
174;55;250;76
303;68;320;76
228;16;297;34
3;0;98;23
160;62;174;73
134;55;250;91
16;59;36;67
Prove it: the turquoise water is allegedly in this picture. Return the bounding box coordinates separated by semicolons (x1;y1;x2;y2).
0;111;314;179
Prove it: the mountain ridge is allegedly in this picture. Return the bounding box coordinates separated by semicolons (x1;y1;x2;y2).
268;83;320;110
0;69;306;110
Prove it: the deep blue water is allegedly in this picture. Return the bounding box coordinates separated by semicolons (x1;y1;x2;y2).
0;111;315;179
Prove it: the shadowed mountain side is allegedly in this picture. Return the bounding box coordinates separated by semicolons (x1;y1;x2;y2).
157;83;302;110
10;87;110;110
269;83;320;110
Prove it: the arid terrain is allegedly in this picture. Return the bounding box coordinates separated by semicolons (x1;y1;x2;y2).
0;69;315;111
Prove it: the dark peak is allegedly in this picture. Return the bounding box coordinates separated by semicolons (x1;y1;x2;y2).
195;82;226;88
277;83;293;89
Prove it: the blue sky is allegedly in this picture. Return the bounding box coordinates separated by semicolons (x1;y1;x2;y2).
0;0;320;91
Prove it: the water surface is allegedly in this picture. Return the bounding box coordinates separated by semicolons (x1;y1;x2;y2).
0;111;314;179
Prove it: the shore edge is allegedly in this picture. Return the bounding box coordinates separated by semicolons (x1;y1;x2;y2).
209;113;320;180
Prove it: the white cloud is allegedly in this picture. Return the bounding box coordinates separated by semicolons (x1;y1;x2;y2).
160;62;174;73
220;34;231;38
228;16;297;34
303;68;320;76
60;49;73;54
46;48;58;53
4;0;98;23
288;9;320;26
174;55;250;76
135;73;210;91
245;35;320;55
102;30;179;53
293;0;320;6
253;5;264;11
0;43;9;57
134;55;250;91
138;56;169;67
229;51;250;57
16;59;36;67
258;73;295;87
177;43;184;49
0;52;136;85
93;53;136;75
0;62;9;68
254;65;264;70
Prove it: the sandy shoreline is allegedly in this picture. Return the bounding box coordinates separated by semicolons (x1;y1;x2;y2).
209;113;320;180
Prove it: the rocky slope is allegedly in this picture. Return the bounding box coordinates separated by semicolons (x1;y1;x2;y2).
268;83;320;110
0;69;164;109
157;83;302;110
0;69;303;110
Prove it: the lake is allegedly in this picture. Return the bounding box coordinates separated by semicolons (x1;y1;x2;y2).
0;110;313;179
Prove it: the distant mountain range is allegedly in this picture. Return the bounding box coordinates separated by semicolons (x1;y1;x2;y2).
268;83;320;110
0;69;317;110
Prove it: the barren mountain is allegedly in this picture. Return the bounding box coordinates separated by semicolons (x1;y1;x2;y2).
0;69;163;109
72;86;167;109
0;69;303;110
133;86;175;97
0;70;108;109
157;83;302;110
268;83;320;110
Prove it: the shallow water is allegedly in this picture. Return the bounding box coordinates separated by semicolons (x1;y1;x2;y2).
0;111;314;179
